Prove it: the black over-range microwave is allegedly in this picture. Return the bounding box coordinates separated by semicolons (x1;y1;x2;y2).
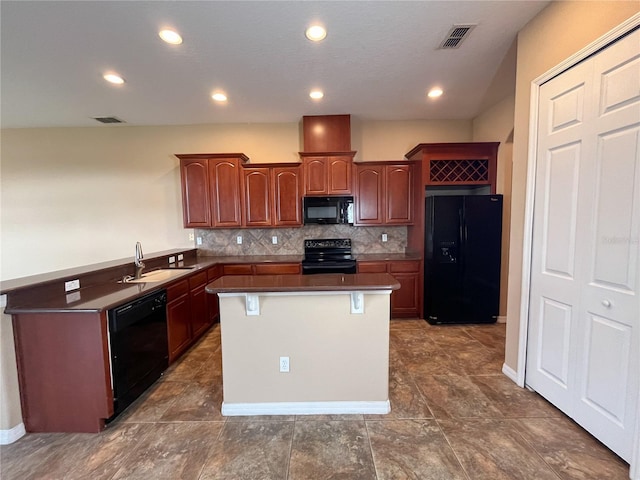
303;196;354;225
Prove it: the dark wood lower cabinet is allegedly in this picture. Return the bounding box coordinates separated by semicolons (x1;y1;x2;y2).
357;260;421;318
167;280;192;363
390;272;420;318
207;265;222;324
12;311;113;433
167;269;220;364
189;271;210;340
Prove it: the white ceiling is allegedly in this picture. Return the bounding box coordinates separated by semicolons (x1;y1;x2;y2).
1;1;549;128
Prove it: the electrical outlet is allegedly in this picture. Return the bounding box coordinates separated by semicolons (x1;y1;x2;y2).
64;279;80;292
196;236;203;246
272;236;278;245
382;233;388;242
188;233;195;241
279;356;290;373
168;256;176;264
237;235;243;245
177;254;184;261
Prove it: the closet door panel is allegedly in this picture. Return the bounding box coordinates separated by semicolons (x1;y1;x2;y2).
573;30;640;461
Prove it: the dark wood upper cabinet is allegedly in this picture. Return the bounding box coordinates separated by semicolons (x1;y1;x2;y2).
178;154;301;229
303;157;328;195
272;166;302;226
300;115;355;196
243;164;302;228
354;164;384;224
354;162;413;225
177;153;248;228
302;114;351;153
404;142;499;193
210;158;244;227
179;159;211;227
301;154;355;195
242;167;272;227
385;164;413;224
328;156;353;194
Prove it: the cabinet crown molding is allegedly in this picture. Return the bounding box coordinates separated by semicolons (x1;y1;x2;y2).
298;151;357;158
175;153;249;163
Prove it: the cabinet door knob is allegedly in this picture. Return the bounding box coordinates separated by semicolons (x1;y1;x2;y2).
602;299;612;308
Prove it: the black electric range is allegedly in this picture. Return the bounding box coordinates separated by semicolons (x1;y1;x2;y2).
301;238;357;275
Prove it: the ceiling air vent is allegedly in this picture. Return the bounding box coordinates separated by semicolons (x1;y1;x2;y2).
93;116;125;124
438;24;477;49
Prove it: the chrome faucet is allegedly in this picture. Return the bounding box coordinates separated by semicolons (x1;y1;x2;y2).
134;241;145;279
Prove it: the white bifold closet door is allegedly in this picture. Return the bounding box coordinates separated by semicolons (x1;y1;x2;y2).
527;28;639;462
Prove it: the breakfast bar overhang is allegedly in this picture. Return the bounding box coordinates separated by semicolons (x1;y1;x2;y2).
206;273;400;416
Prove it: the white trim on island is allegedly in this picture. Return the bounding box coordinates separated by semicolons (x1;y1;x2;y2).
218;290;393;316
222;400;391;416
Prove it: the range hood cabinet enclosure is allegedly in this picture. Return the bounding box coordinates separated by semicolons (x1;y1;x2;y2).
302;115;351;153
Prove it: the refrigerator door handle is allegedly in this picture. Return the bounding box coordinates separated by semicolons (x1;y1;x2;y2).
458;207;466;269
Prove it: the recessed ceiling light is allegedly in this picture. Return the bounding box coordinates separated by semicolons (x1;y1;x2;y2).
428;88;443;98
159;29;183;45
103;73;125;85
212;92;227;102
305;25;327;42
309;90;324;100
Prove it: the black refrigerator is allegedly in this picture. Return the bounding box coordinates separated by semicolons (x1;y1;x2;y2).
424;195;503;325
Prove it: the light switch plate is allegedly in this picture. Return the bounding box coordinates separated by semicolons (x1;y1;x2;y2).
64;279;80;292
168;256;176;264
196;237;203;246
272;236;278;245
177;254;184;261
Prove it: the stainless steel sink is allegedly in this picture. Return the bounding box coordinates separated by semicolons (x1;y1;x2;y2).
120;267;195;283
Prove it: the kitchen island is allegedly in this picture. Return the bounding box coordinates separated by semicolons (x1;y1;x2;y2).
206;273;400;416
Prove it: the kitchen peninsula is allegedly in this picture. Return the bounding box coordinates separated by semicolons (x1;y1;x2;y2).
206;273;400;416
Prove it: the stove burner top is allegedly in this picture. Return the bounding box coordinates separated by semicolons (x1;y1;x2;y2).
302;238;356;275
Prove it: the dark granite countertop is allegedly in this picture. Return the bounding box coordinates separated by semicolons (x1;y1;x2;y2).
206;273;400;294
4;252;413;314
354;252;422;261
0;248;200;294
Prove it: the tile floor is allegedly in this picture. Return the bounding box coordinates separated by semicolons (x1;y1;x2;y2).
0;320;630;479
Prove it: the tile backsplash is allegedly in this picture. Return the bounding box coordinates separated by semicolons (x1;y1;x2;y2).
195;225;407;256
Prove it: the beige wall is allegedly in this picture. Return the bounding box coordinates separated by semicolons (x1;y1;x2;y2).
505;2;639;371
219;292;390;405
354;119;472;160
0;296;22;436
0;119;470;282
472;95;515;316
0;123;298;281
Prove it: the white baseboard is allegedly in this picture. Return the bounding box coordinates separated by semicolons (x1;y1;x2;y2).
502;363;519;384
0;423;26;445
497;315;507;324
222;400;390;416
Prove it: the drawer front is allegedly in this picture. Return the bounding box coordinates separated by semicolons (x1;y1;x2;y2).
167;279;189;301
188;271;208;289
357;261;388;273
254;263;301;275
389;261;420;273
223;264;253;275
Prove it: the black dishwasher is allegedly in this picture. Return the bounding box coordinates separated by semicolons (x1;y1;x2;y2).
108;289;168;419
